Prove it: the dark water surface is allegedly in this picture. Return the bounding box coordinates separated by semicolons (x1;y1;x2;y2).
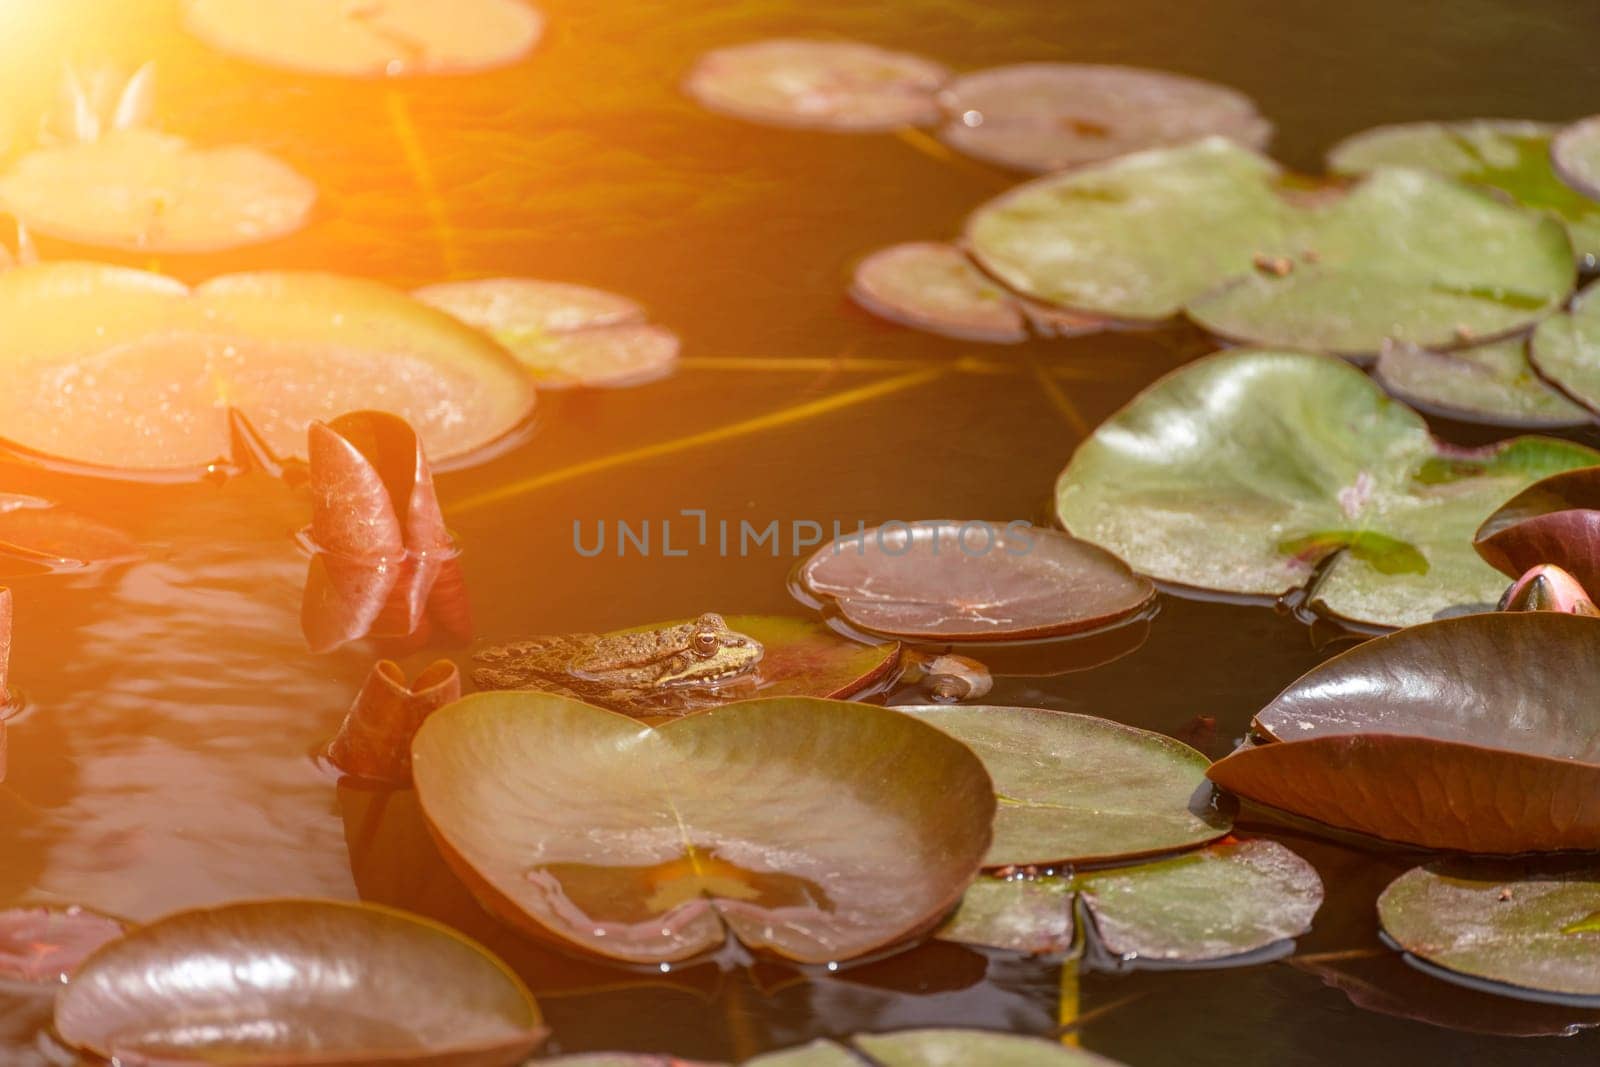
1;1;1599;1062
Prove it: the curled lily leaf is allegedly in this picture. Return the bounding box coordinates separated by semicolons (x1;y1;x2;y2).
1474;465;1600;593
327;660;461;785
1498;565;1599;615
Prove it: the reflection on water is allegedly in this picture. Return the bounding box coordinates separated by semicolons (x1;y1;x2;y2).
0;0;1599;1062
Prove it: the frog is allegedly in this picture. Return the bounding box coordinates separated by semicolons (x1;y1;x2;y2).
471;612;765;717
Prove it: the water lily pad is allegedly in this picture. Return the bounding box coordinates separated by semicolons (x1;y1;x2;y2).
897;704;1228;867
1373;338;1590;428
850;242;1029;342
54;899;546;1065
797;521;1154;641
0;262;534;473
1329;119;1600;264
937;63;1271;174
852;1029;1123;1066
1475;465;1600;593
1529;281;1600;416
966;138;1574;354
182;0;544;77
1378;859;1600;1002
411;694;994;964
683;39;949;132
0;128;316;253
0;905;126;986
1055;349;1600;628
0;495;140;576
941;840;1321;963
1553;115;1600;202
415;278;679;388
1207;612;1600;853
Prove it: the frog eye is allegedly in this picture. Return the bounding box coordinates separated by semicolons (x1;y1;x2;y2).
692;630;720;657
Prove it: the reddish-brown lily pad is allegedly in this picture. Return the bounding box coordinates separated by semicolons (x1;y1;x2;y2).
326;660;460;785
415;279;679;389
183;0;545;78
1207;612;1600;853
1475;465;1600;594
0;263;534;474
937;63;1271;174
54;899;546;1065
0;905;126;986
683;39;949;132
410;694;995;965
797;521;1154;641
0;494;139;576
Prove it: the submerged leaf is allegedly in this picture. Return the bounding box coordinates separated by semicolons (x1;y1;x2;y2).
898;704;1229;867
326;659;460;785
938;63;1271;174
1207;612;1600;853
1055;349;1600;628
1373;337;1590;429
1329;119;1600;264
182;0;544;77
966;139;1574;353
416;278;679;388
798;521;1154;641
0;128;315;253
0;263;534;473
0;905;126;986
1379;859;1600;1002
54;899;546;1065
683;39;949;132
410;694;994;964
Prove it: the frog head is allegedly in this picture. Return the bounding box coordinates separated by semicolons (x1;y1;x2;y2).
654;613;764;688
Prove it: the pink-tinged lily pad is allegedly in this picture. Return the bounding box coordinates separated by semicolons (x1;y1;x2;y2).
0;905;126;986
415;279;680;388
326;660;460;785
898;705;1230;867
1475;465;1600;593
182;0;545;78
1373;338;1591;429
1207;612;1600;853
937;63;1272;174
798;520;1154;642
1379;859;1600;1003
1553;115;1600;202
0;128;315;253
411;694;995;965
683;39;949;132
940;839;1321;964
849;243;1108;343
0;496;140;576
54;899;546;1065
0;263;533;474
1498;564;1599;615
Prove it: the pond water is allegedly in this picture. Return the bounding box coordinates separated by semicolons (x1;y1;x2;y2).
1;0;1599;1062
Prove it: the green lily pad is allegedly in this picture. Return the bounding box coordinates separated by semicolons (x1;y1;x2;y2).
1372;337;1590;428
1553;116;1600;203
1530;281;1600;416
0;128;316;253
53;899;546;1065
852;1029;1124;1066
1055;349;1600;628
0;262;534;474
1328;119;1600;265
966;138;1574;354
183;0;545;77
939;840;1321;964
1378;859;1600;1003
411;694;995;965
896;704;1229;867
